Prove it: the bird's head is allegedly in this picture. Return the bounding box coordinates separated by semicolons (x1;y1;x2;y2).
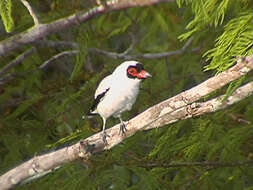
114;61;152;80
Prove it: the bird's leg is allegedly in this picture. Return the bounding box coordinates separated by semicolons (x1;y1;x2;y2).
101;117;110;144
118;116;128;135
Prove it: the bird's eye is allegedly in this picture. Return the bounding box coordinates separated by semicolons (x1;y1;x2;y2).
128;68;136;74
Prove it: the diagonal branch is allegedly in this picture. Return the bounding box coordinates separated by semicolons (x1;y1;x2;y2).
0;0;174;57
20;0;40;25
145;80;253;130
0;48;36;77
39;50;79;70
0;55;252;190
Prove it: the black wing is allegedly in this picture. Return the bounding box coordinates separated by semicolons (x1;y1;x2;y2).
87;88;110;116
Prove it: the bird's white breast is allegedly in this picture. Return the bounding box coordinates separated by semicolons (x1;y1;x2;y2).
96;76;141;119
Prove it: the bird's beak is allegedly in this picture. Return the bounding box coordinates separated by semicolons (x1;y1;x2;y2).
137;70;152;79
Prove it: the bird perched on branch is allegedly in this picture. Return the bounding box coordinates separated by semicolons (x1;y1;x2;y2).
87;61;152;144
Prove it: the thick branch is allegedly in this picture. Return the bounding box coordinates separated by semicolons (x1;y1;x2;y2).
0;0;174;57
0;55;252;190
145;80;253;129
36;40;79;49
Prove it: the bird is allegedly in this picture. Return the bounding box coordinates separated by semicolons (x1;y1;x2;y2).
87;60;152;144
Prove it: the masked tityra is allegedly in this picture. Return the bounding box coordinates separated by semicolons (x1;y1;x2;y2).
87;61;152;143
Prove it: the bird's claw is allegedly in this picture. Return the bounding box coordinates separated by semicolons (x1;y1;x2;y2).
119;121;128;136
102;131;110;145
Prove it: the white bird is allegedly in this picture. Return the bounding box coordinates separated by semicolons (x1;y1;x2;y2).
87;61;152;143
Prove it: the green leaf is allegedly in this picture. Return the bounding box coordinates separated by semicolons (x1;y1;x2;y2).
70;33;88;81
0;0;14;33
204;12;253;71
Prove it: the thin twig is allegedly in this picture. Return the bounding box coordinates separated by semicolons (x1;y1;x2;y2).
20;0;40;25
121;33;138;56
228;113;251;124
0;48;36;77
89;37;196;60
36;36;195;61
39;50;79;70
142;160;253;169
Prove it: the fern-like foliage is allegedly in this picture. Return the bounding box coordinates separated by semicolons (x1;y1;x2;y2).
0;0;14;33
177;0;253;72
204;12;253;71
70;32;88;82
177;0;231;40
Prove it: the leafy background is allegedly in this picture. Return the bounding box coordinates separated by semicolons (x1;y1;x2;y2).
0;0;253;189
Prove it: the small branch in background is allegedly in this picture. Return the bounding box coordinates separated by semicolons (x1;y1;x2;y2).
0;48;36;78
228;113;251;124
181;36;194;51
38;37;196;60
136;36;196;59
89;36;197;60
0;37;195;81
121;33;138;56
39;50;79;70
20;0;40;25
142;160;253;169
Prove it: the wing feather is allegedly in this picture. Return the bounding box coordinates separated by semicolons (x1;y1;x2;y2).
87;75;112;115
94;75;112;98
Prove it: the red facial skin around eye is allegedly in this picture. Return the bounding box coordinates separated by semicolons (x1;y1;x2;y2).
128;68;138;77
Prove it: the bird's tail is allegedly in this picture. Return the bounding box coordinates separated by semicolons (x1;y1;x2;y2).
83;110;97;119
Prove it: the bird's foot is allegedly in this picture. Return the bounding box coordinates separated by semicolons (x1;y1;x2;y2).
119;121;128;136
102;131;110;145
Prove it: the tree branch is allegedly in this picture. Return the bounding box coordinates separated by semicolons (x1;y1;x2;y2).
39;50;79;70
0;0;174;57
35;40;79;49
0;40;79;80
89;37;196;60
20;0;40;25
38;37;196;60
141;160;253;169
145;80;253;130
0;55;252;190
0;48;36;77
0;37;194;79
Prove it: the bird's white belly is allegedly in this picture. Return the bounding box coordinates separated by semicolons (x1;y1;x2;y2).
97;85;139;119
